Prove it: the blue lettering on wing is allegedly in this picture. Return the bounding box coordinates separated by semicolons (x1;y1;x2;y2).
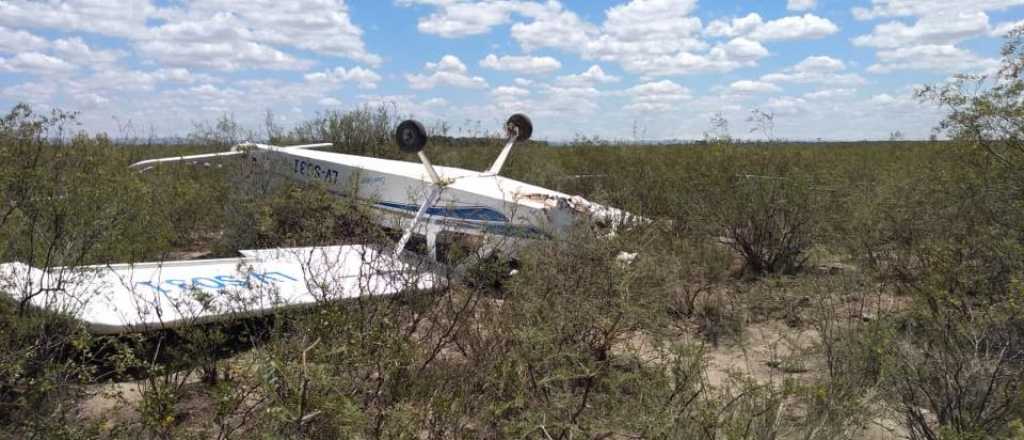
191;277;224;289
215;275;248;287
165;279;189;291
265;271;299;282
134;272;299;295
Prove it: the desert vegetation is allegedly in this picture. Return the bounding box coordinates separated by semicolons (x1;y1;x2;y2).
3;28;1024;440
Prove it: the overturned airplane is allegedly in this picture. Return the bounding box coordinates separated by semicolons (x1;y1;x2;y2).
0;114;640;334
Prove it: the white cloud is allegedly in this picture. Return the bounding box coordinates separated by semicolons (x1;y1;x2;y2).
616;37;768;76
852;11;990;48
870;93;896;104
796;56;845;71
406;54;489;90
787;0;816;12
480;82;602;119
0;52;76;75
543;84;601;99
52;37;125;66
151;0;380;66
866;44;999;73
625;80;691;112
728;80;782;94
138;39;312;71
747;14;839;41
138;12;317;71
0;0;153;38
511;4;597;52
582;0;704;58
705;13;764;38
991;19;1024;37
153;67;216;84
394;0;595;55
849;5;1004;80
304;66;382;89
65;68;216;97
717;37;770;61
0;26;47;53
318;97;342;106
511;0;757;76
852;0;1024;20
706;13;839;42
169;76;348;112
762;56;866;85
0;0;978;141
169;83;244;103
492;85;530;99
1;81;57;104
403;1;809;78
517;85;602;116
0;0;378;71
764;96;809;115
480;54;561;74
357;94;452;121
422;97;448;107
556;65;620;86
803;88;856;99
396;0;549;38
71;92;110;109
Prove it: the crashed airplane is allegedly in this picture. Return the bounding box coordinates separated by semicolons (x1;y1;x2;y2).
0;114;640;334
130;113;636;259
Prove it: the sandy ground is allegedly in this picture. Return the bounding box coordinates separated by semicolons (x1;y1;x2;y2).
78;315;910;438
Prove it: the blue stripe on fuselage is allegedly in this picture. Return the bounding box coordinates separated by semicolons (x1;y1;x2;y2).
479;223;550;239
376;202;510;223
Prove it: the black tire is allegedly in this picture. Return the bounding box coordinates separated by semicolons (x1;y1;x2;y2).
506;113;532;142
396;119;428;153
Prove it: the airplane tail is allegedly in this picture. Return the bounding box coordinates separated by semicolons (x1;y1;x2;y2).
128;142;332;172
128;150;244;172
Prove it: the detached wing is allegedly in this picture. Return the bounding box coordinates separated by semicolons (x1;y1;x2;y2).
0;245;440;334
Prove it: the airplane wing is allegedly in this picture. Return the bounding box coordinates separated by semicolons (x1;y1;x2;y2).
0;245;440;334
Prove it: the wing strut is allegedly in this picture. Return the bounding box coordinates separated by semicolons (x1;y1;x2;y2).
393;186;443;259
486;113;533;176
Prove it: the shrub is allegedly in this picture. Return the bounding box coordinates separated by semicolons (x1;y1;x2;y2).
288;104;400;158
702;167;820;277
0;104;155;438
917;25;1024;173
884;307;1024;439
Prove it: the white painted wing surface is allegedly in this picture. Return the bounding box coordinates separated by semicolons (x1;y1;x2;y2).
0;245;439;334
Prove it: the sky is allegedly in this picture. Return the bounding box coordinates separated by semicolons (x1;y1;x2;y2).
1;0;1023;142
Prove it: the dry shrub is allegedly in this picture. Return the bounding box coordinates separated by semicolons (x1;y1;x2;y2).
720;176;817;276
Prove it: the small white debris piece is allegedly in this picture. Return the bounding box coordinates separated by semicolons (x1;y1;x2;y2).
616;252;638;266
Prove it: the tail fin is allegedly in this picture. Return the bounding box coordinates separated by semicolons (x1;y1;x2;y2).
128;150;245;172
127;142;332;172
283;142;333;150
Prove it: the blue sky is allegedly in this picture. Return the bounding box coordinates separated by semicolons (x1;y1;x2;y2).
1;0;1023;141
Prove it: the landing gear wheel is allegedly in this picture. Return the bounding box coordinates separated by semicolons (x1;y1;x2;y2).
506;113;532;142
396;119;428;153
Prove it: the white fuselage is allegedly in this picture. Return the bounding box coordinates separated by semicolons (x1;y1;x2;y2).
248;145;625;245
